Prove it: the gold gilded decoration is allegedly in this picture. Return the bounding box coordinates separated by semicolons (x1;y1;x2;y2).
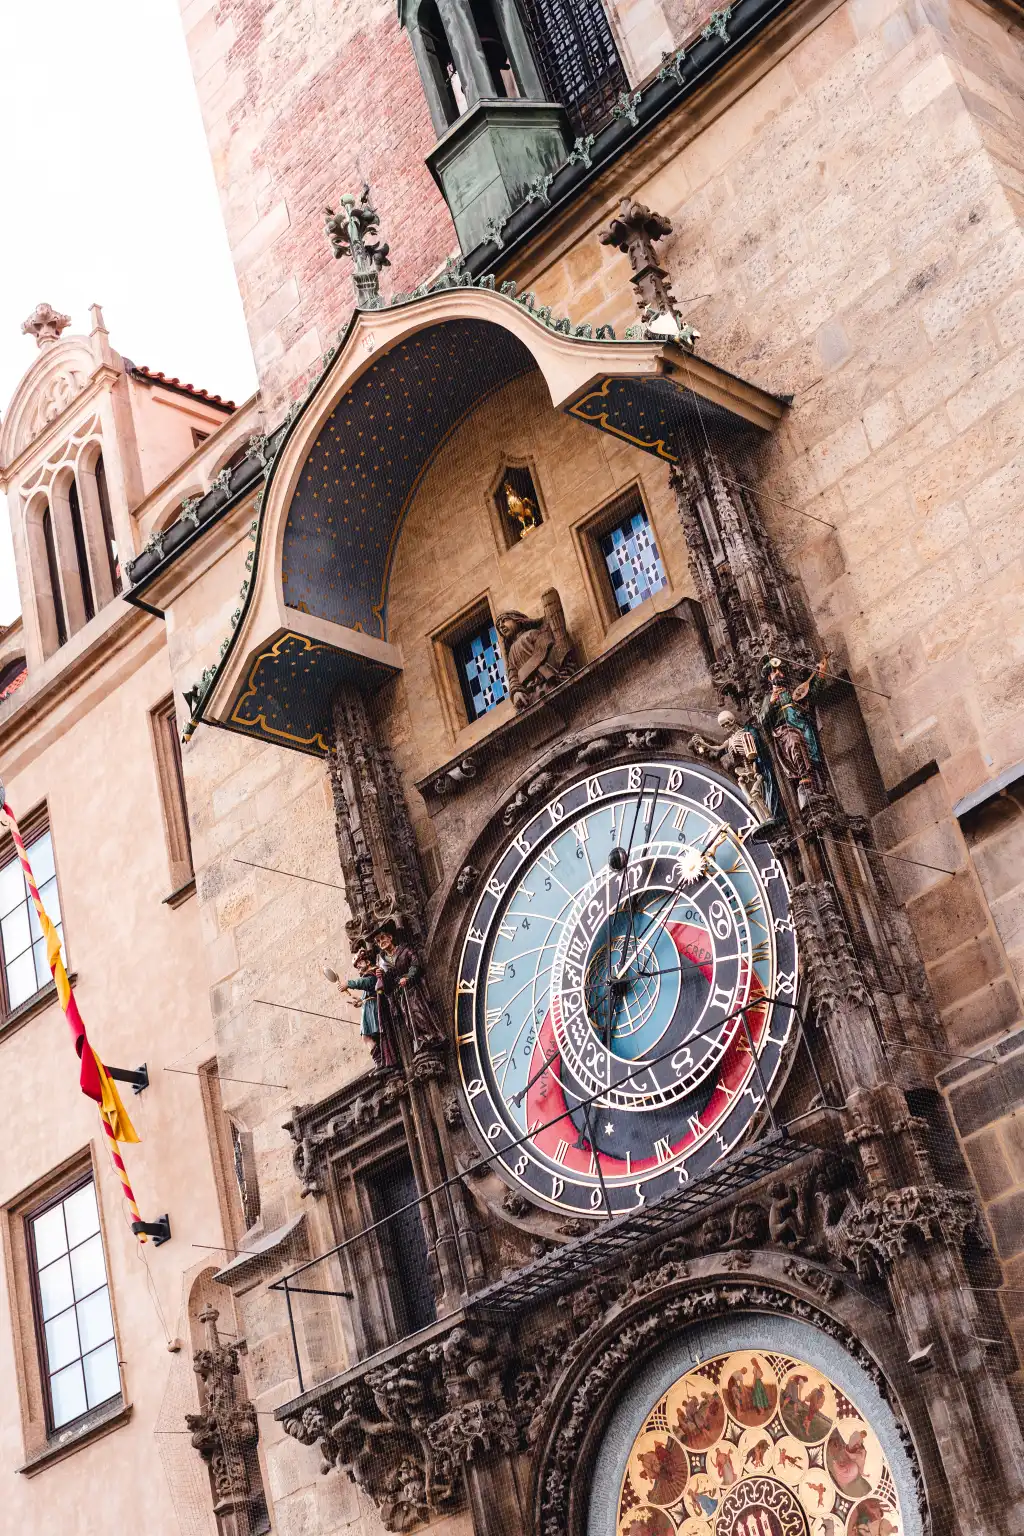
502;478;540;536
617;1351;902;1536
567;376;680;463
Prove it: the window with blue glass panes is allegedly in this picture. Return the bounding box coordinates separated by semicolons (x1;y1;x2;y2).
599;503;668;615
454;621;509;720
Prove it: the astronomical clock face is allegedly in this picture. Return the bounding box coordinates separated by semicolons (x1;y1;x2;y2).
455;759;797;1216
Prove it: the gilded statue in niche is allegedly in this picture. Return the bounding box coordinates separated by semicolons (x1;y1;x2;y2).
495;589;576;711
494;463;543;543
617;1350;903;1536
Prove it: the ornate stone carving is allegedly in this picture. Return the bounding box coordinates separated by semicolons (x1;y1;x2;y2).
819;1184;983;1279
781;1256;842;1301
791;881;871;1024
186;1305;265;1535
282;1324;513;1532
285;1073;407;1197
433;757;476;796
502;771;555;826
329;685;429;945
325;184;390;310
668;452;814;713
495;590;577;711
598;201;698;345
21;301;71;347
456;864;479;896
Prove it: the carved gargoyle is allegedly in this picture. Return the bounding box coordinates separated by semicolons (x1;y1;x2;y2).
495;590;577;711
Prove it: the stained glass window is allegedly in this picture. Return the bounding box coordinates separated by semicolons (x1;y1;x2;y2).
30;1179;120;1430
454;621;508;720
599;506;668;615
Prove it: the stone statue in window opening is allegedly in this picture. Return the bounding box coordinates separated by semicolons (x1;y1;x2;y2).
335;946;400;1072
501;478;540;537
373;920;446;1058
757;654;829;805
690;709;779;829
496;589;577;711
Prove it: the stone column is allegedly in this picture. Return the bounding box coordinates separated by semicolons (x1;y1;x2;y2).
436;0;495;104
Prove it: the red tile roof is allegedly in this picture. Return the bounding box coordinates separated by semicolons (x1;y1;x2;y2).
128;363;235;411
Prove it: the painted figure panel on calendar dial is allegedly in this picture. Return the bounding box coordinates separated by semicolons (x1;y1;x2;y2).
616;1353;902;1536
455;760;797;1215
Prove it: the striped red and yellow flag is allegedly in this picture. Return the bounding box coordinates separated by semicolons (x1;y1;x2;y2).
0;800;148;1235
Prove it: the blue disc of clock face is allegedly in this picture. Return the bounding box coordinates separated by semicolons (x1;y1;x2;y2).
455;760;798;1217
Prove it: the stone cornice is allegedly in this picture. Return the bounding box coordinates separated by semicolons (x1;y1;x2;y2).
0;601;160;775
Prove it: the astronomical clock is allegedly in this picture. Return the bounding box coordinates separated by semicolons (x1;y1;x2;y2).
455;757;798;1216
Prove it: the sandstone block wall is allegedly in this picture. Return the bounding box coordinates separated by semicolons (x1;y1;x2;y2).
506;0;1024;1355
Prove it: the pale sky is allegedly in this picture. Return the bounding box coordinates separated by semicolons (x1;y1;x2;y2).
0;0;258;623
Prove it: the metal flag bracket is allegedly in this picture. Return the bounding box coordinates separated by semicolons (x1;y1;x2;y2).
131;1214;172;1245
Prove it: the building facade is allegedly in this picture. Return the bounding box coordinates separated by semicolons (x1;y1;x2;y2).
1;0;1024;1531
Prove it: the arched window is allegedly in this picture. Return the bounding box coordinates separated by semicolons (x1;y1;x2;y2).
67;478;95;622
469;0;520;95
415;0;463;125
42;507;68;648
94;454;121;594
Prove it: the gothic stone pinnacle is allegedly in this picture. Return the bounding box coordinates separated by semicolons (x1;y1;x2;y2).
22;302;71;347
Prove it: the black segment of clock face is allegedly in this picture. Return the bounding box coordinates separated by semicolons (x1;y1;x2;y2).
455;761;797;1216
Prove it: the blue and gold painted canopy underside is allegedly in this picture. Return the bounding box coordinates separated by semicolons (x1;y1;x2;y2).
229;631;397;756
279;318;752;643
253;317;775;758
282;319;536;638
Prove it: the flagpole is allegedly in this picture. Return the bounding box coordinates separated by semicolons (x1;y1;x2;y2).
0;791;151;1241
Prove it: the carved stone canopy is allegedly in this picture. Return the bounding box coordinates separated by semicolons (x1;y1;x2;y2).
21;302;71;348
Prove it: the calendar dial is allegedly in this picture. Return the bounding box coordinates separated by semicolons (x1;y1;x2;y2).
455;760;797;1216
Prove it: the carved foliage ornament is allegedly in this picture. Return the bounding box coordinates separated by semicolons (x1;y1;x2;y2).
21;302;71;347
282;1326;515;1533
185;1305;262;1514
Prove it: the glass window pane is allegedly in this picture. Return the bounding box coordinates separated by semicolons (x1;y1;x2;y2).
38;1255;74;1321
28;833;54;887
70;1233;106;1299
33;937;50;990
6;948;37;1009
83;1339;119;1410
455;622;508;720
2;903;31;961
32;1204;67;1267
0;859;24;918
77;1287;114;1353
44;1306;80;1372
599;506;667;615
28;879;60;941
64;1183;99;1247
50;1360;87;1427
38;875;59;922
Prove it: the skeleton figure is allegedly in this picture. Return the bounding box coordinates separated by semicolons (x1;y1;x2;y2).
690;709;779;827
